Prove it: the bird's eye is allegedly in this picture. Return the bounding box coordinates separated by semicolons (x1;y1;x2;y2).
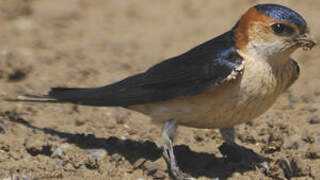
271;23;295;36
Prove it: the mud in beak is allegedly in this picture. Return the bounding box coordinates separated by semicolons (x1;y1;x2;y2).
296;33;317;51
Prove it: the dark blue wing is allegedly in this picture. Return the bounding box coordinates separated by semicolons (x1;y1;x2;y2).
47;31;244;106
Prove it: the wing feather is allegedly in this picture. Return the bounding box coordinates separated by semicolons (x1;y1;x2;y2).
42;31;244;106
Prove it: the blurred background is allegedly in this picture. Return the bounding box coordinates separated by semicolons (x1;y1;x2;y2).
0;0;320;179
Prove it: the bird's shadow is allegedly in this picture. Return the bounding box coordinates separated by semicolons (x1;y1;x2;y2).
7;115;271;179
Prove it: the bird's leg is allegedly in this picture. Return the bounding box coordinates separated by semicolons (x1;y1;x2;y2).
219;127;270;174
219;127;244;162
219;127;237;145
162;119;192;180
162;119;178;171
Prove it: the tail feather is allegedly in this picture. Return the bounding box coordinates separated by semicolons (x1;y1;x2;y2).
45;73;148;106
4;73;165;107
47;87;114;106
4;87;127;106
24;94;50;98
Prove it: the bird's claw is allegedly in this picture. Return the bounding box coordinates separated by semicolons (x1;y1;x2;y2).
219;142;272;176
256;161;270;175
162;146;194;180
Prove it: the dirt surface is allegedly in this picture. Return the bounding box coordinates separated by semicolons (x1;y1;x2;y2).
1;0;320;179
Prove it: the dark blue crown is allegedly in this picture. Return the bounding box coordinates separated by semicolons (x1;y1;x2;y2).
255;4;307;34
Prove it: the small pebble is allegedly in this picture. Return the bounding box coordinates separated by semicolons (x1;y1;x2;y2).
153;170;166;179
232;172;241;177
305;145;320;159
133;158;146;169
51;147;64;159
63;162;74;170
301;131;315;143
14;18;34;31
22;175;29;180
79;165;87;169
194;134;204;142
121;136;127;140
311;165;320;178
12;175;20;180
110;153;122;162
285;140;299;150
143;161;158;173
308;116;320;124
308;107;318;113
87;149;107;160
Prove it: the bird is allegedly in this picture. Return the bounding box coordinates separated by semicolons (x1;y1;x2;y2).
7;3;316;179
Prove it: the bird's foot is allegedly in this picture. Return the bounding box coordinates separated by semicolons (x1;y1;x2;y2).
162;120;194;180
219;142;272;175
162;146;194;180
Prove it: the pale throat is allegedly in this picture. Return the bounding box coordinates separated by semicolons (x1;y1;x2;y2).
244;40;298;67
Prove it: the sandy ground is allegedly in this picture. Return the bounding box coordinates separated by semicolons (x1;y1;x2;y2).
1;0;320;179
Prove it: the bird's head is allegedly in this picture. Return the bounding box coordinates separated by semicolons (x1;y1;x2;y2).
233;4;316;64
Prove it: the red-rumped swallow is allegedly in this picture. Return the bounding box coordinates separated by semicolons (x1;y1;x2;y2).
8;4;316;179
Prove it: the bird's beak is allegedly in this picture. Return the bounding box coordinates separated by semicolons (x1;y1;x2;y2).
295;33;317;51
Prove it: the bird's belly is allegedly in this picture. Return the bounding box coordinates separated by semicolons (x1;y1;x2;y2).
130;73;282;129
